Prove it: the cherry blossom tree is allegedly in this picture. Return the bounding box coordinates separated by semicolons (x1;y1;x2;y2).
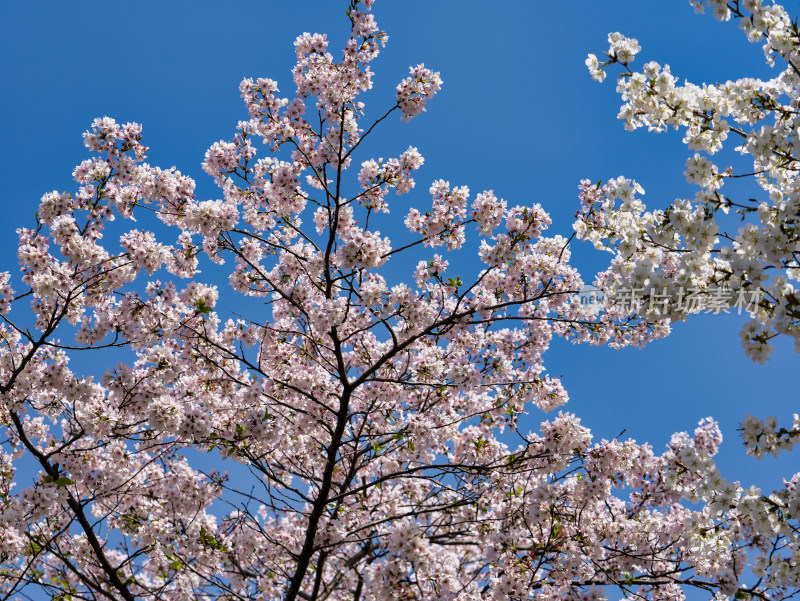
580;0;800;365
0;1;798;601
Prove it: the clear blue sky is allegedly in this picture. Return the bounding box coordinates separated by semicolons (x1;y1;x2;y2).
0;1;796;491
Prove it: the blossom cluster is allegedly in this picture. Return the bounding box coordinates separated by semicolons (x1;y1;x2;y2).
579;0;800;366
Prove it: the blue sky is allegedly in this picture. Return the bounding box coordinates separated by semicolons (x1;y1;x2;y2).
0;1;797;492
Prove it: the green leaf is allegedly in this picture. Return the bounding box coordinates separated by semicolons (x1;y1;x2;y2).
199;525;228;552
55;477;75;487
195;299;213;315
